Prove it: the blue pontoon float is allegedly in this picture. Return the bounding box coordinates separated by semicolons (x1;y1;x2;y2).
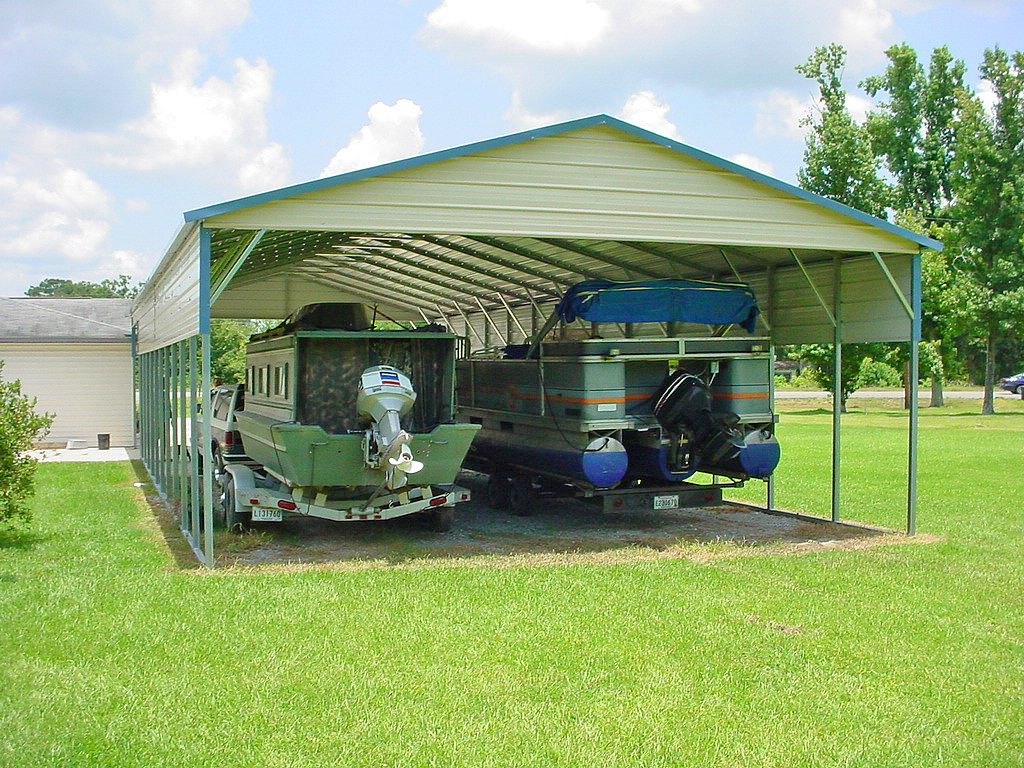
457;279;780;513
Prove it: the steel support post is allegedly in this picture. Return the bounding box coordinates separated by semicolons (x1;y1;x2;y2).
200;332;213;566
908;338;919;536
158;346;168;492
178;340;189;510
908;252;922;536
831;255;842;523
170;343;180;506
766;264;776;512
189;335;200;540
768;343;776;512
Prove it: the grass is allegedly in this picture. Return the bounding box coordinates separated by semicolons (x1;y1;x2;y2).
0;400;1022;767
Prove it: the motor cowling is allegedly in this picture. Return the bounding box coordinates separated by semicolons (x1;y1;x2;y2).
356;366;423;488
651;369;779;479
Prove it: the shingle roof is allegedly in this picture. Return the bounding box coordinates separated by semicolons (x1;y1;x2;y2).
0;297;133;342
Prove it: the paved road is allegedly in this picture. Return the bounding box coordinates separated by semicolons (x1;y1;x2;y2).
775;389;1017;399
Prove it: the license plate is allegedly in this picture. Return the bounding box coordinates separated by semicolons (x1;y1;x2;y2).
251;507;283;522
653;495;679;510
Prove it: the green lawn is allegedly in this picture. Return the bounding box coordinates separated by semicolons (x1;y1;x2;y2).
1;400;1022;767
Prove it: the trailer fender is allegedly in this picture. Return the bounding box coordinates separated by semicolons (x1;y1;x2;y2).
222;463;257;495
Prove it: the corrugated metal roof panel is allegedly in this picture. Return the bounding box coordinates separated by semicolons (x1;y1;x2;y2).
199;123;926;255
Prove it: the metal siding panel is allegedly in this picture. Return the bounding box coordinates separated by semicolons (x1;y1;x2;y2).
203;128;920;254
212;274;379;319
134;226;201;353
770;260;838;345
840;254;913;343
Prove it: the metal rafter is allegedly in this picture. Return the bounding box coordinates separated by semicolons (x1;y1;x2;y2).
617;241;709;274
319;244;507;311
789;248;837;328
295;266;462;314
718;244;773;268
352;234;563;301
341;236;535;307
290;256;466;311
415;234;572;293
535;238;666;280
469;235;610;282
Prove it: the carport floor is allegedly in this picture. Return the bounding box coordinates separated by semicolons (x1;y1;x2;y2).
214;473;886;568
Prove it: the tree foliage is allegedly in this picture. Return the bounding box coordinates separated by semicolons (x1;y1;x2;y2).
25;275;142;299
796;42;1024;414
945;47;1024;413
862;44;966;218
794;46;891;408
210;320;255;384
0;363;54;525
796;44;891;217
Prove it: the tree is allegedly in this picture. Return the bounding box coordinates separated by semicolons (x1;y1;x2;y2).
796;44;891;218
863;46;967;406
795;45;891;409
210;320;254;384
791;343;882;407
947;47;1024;414
26;275;142;298
0;363;54;525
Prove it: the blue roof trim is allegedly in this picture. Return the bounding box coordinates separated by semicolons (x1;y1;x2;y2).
184;113;942;252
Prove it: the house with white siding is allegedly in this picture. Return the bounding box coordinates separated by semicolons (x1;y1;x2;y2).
0;297;135;448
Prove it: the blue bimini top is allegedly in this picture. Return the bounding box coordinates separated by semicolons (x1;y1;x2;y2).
555;279;761;333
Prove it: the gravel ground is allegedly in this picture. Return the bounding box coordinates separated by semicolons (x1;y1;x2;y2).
215;472;881;568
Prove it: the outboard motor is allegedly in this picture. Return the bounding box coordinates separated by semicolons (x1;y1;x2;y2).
356;365;424;489
652;370;779;479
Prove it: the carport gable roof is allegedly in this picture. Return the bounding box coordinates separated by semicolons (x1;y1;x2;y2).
136;114;937;349
185;114;940;252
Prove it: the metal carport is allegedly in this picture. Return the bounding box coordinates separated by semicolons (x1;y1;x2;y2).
132;114;940;566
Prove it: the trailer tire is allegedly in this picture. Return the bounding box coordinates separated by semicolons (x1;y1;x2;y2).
509;476;537;516
425;507;455;532
486;474;512;510
220;473;250;532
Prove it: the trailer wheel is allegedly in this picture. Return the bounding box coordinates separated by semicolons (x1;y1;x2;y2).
486;474;512;510
219;473;250;532
509;476;537;516
425;507;455;532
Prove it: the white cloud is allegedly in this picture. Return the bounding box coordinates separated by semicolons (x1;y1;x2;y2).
976;79;998;116
0;0;251;130
422;0;915;104
837;0;895;68
616;91;682;140
321;100;426;177
114;53;289;193
755;88;874;140
426;0;611;53
755;89;814;140
505;91;574;129
845;93;874;125
729;153;775;177
0;160;112;266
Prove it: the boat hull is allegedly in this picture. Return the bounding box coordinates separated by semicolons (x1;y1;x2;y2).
235;411;479;488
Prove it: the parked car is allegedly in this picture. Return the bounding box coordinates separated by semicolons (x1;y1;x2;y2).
209;384;248;470
998;372;1024;395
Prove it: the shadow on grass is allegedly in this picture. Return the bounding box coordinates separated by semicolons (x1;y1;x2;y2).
0;527;49;551
128;459;205;570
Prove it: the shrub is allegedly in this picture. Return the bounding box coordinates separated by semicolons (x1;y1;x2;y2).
0;363;54;525
854;357;904;389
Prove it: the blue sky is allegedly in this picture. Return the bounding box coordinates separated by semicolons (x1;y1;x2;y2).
0;0;1020;295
